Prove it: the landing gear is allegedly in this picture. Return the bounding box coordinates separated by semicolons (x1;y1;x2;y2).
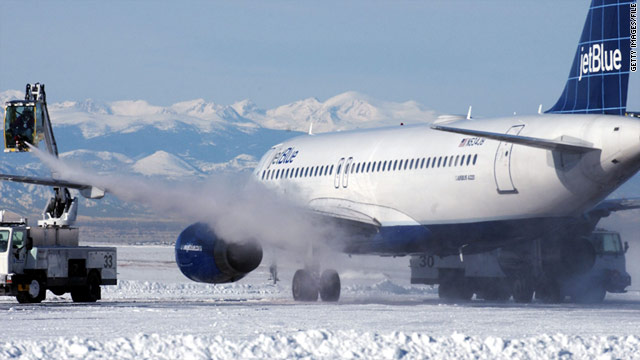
292;268;341;302
319;269;340;302
511;275;534;303
478;279;511;302
292;269;318;301
438;278;473;301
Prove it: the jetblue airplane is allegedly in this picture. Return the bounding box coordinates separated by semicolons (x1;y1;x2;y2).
1;0;639;303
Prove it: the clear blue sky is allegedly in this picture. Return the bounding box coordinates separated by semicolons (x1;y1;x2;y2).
1;0;638;117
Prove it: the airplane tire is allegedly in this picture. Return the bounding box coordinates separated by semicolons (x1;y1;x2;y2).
292;269;318;302
512;276;534;303
538;281;564;303
438;279;472;301
319;269;340;302
482;280;511;302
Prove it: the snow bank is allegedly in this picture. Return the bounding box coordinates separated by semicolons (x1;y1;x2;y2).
2;331;638;359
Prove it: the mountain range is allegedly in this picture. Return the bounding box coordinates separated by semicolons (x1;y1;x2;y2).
0;89;438;221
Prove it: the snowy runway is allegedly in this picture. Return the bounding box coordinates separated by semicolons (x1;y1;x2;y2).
1;244;639;359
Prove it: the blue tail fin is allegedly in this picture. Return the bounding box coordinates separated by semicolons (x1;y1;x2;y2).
546;0;635;115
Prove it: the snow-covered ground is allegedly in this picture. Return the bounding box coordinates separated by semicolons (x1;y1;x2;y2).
1;244;640;359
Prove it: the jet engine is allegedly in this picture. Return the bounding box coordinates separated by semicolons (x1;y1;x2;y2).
175;222;263;283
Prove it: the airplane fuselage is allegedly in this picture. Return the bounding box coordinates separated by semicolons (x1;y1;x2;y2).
253;114;640;255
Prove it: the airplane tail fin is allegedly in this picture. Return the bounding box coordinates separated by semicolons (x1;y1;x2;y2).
546;0;635;115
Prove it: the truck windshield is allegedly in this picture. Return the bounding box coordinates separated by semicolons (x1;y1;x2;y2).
0;230;9;252
592;232;623;255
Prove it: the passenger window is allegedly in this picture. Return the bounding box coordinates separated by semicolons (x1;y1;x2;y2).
261;170;266;180
405;159;409;170
344;163;350;174
420;158;425;168
455;155;459;166
303;167;307;177
426;158;431;168
449;156;454;167
393;160;398;171
473;154;478;165
381;161;386;171
366;162;371;172
409;159;414;169
329;165;334;175
443;157;448;167
461;155;466;166
337;163;342;175
466;155;471;166
269;170;274;180
276;169;280;179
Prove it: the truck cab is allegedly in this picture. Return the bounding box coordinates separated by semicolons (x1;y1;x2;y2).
0;225;28;279
584;229;631;294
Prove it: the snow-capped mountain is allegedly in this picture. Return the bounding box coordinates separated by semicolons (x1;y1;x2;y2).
0;89;438;218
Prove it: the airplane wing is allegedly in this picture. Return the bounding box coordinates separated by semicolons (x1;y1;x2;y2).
0;173;106;199
432;125;598;154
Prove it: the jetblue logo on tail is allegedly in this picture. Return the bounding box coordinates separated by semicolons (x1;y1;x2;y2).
546;0;633;115
578;44;623;81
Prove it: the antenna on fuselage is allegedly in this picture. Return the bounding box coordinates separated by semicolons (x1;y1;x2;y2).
538;104;543;114
466;106;472;120
308;122;313;135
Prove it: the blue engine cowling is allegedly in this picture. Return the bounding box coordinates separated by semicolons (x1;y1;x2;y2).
175;222;263;283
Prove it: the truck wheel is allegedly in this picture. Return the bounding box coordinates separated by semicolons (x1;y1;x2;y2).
16;278;46;304
71;271;101;303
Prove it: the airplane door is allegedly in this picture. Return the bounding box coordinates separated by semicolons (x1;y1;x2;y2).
334;158;345;188
494;125;524;194
342;157;353;188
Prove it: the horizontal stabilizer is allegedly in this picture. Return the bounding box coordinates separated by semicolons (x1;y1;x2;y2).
432;125;599;154
589;198;640;218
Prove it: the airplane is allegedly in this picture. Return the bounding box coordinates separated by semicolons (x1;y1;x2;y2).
1;0;639;303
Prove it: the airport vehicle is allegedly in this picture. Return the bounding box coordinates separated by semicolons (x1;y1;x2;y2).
0;211;117;303
0;84;115;303
0;1;637;303
410;229;631;303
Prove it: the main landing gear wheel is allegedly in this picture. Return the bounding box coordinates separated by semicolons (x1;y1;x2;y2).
292;269;318;302
16;277;46;304
319;269;340;302
512;276;534;303
438;279;473;302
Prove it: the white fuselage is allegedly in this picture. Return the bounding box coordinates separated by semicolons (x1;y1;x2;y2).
252;114;640;252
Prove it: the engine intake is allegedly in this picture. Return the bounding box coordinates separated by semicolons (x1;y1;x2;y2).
175;222;263;283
